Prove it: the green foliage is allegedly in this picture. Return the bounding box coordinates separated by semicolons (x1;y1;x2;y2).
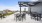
4;12;14;16
0;12;15;17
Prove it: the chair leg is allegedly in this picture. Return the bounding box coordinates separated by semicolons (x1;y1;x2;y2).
21;17;23;22
39;17;41;20
31;16;32;19
39;14;41;20
16;17;17;22
22;18;23;22
36;14;38;21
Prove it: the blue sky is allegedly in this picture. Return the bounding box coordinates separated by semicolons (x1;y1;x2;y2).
0;0;38;11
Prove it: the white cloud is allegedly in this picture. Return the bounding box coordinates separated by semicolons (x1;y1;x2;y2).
18;0;38;2
30;0;38;1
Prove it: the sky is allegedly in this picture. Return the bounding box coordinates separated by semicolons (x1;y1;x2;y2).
0;0;38;11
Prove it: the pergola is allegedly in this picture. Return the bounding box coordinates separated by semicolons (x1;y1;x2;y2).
18;1;29;15
18;1;40;15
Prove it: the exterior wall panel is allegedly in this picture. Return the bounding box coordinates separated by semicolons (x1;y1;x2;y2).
30;3;42;14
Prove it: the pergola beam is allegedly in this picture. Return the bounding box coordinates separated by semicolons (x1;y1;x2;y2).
18;1;29;15
18;1;40;15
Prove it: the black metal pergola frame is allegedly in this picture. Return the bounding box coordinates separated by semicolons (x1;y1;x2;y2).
18;1;40;15
18;1;31;15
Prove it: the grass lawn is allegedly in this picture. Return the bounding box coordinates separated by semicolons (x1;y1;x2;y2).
2;12;15;16
0;12;15;18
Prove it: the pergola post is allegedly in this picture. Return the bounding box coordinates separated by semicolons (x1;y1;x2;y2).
20;4;21;15
28;5;31;14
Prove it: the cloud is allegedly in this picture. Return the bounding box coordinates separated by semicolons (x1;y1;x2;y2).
18;0;38;2
30;0;38;1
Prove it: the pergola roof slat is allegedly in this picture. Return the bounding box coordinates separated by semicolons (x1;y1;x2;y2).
18;1;40;6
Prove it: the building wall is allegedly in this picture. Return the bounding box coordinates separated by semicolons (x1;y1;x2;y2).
28;2;42;14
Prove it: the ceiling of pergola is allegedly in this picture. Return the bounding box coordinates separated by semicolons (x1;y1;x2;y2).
18;1;40;7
